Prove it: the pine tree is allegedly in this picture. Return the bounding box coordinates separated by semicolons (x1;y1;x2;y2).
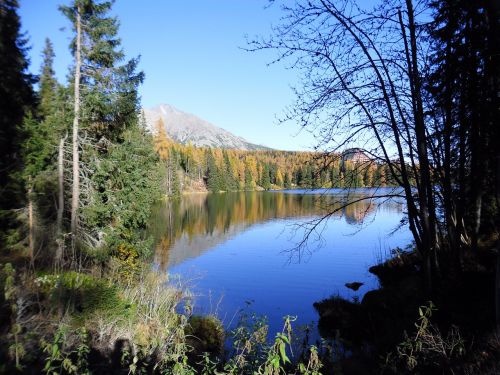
39;38;57;118
283;172;291;189
61;0;154;254
244;162;255;190
223;150;238;191
0;0;36;250
206;150;221;193
261;164;271;190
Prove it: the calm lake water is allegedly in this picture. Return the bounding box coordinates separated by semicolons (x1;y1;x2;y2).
150;188;412;337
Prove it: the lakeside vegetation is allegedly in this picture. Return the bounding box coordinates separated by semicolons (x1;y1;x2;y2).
1;0;499;374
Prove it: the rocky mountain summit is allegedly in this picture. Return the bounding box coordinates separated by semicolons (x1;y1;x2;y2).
142;104;269;150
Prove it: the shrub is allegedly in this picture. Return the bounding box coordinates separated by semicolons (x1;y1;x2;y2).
113;243;141;282
87;271;192;373
383;302;466;374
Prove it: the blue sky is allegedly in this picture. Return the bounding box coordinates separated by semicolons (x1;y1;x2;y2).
19;0;318;151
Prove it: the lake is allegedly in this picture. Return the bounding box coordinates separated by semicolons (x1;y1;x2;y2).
150;188;412;338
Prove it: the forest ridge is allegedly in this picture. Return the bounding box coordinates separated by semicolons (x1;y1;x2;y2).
152;119;395;194
145;103;395;194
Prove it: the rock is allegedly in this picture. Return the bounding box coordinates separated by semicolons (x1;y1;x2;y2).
345;282;364;291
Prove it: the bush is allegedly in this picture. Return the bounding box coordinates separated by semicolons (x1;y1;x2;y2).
113;243;141;282
382;302;466;374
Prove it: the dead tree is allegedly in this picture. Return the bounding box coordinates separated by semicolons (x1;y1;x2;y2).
55;134;68;265
70;4;82;241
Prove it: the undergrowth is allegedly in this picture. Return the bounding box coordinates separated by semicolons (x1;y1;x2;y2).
0;262;328;374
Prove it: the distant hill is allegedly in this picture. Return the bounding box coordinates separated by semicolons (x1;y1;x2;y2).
341;148;371;163
142;104;270;150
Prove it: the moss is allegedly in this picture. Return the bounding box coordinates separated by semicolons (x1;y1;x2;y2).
185;315;225;357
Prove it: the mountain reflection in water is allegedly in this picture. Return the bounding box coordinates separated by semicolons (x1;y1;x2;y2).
150;189;404;270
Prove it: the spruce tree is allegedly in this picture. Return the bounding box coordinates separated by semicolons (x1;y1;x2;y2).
261;164;271;190
283;172;291;189
330;166;340;188
300;165;312;188
61;0;156;255
223;150;238;191
170;167;181;199
244;163;253;190
22;36;71;260
61;0;144;139
427;0;500;251
39;38;57;118
23;38;65;182
206;150;221;193
0;0;36;249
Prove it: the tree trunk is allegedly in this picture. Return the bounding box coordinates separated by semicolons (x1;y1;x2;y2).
56;135;66;236
495;144;500;331
406;0;439;290
70;6;82;240
485;0;500;331
28;184;34;264
56;135;67;264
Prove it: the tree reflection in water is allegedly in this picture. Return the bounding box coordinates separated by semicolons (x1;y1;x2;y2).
150;189;404;270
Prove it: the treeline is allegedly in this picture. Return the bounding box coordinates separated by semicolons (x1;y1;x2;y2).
153;124;397;194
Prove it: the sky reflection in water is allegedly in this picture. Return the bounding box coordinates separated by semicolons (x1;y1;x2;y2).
151;188;412;336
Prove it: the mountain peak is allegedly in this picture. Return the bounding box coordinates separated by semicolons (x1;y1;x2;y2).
143;104;269;151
